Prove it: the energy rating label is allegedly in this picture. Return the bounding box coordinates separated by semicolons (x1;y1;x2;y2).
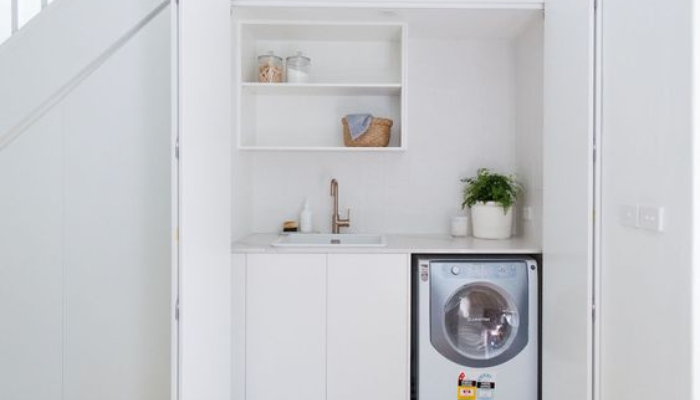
457;372;477;400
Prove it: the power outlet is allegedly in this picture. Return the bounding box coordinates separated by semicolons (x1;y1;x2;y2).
522;206;533;221
619;204;639;228
638;206;664;232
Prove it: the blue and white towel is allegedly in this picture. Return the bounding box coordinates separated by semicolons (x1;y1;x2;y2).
345;114;373;140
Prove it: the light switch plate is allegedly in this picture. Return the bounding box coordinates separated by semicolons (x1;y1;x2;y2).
619;204;639;228
638;206;664;232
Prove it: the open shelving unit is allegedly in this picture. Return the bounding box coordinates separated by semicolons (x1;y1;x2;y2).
234;20;406;151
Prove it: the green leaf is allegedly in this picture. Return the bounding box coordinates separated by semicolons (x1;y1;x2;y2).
460;168;522;213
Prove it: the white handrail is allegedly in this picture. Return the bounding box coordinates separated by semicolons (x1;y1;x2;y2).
0;0;169;153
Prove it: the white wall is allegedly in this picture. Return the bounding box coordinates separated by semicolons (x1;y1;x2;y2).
0;6;172;400
515;19;543;242
231;20;254;241
236;35;545;237
0;99;64;400
600;0;695;399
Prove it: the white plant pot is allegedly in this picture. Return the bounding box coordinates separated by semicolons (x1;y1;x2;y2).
470;201;513;240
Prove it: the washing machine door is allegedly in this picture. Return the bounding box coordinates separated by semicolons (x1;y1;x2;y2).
430;264;529;368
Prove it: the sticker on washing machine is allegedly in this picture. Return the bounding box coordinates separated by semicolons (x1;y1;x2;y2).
476;373;496;400
420;262;429;282
457;371;477;400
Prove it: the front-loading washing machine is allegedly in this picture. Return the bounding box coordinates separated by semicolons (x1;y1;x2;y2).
415;256;538;400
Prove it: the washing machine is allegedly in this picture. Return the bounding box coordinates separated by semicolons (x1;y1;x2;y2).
415;255;538;400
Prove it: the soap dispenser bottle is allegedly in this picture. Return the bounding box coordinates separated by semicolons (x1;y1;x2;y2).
300;198;313;233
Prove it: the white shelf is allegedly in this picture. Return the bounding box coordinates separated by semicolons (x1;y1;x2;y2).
241;82;402;96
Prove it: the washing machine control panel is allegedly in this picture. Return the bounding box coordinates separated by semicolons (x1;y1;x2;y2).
437;262;521;279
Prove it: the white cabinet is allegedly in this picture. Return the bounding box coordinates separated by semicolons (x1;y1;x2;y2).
243;253;410;400
327;254;410;400
246;254;327;400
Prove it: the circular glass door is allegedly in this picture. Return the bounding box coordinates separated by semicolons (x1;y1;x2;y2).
443;282;520;360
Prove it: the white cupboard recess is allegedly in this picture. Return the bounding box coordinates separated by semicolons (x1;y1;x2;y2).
242;253;410;400
234;18;405;150
228;4;595;400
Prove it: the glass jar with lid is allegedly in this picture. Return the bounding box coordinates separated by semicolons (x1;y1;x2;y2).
285;52;311;83
257;51;283;83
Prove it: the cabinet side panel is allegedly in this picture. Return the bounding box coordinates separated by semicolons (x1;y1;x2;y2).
327;253;410;400
232;254;246;400
542;1;594;400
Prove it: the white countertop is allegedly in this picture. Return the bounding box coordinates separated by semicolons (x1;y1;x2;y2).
232;233;541;254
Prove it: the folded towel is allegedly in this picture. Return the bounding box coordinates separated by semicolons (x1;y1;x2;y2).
345;114;373;140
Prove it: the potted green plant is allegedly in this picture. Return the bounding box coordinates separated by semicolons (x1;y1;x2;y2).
461;168;521;239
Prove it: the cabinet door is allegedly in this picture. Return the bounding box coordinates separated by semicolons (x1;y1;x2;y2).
600;0;695;399
327;254;410;400
542;1;595;400
246;254;327;400
177;1;231;399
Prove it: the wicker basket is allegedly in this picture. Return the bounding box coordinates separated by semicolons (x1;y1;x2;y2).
342;117;393;147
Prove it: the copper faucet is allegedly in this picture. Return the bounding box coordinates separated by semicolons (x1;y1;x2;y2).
330;178;350;234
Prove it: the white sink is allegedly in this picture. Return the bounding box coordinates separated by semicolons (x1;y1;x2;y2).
272;233;388;248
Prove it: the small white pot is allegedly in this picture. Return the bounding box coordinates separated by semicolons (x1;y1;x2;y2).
470;201;513;240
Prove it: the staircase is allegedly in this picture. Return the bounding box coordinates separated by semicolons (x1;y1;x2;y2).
0;0;169;152
0;1;173;398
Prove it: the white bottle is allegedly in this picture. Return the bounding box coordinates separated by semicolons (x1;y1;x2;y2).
300;198;313;233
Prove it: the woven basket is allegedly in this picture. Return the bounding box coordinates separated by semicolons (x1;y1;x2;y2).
342;117;393;147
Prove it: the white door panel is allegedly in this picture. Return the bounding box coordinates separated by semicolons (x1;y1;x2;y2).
0;6;174;399
599;0;695;399
542;0;595;399
177;0;232;399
